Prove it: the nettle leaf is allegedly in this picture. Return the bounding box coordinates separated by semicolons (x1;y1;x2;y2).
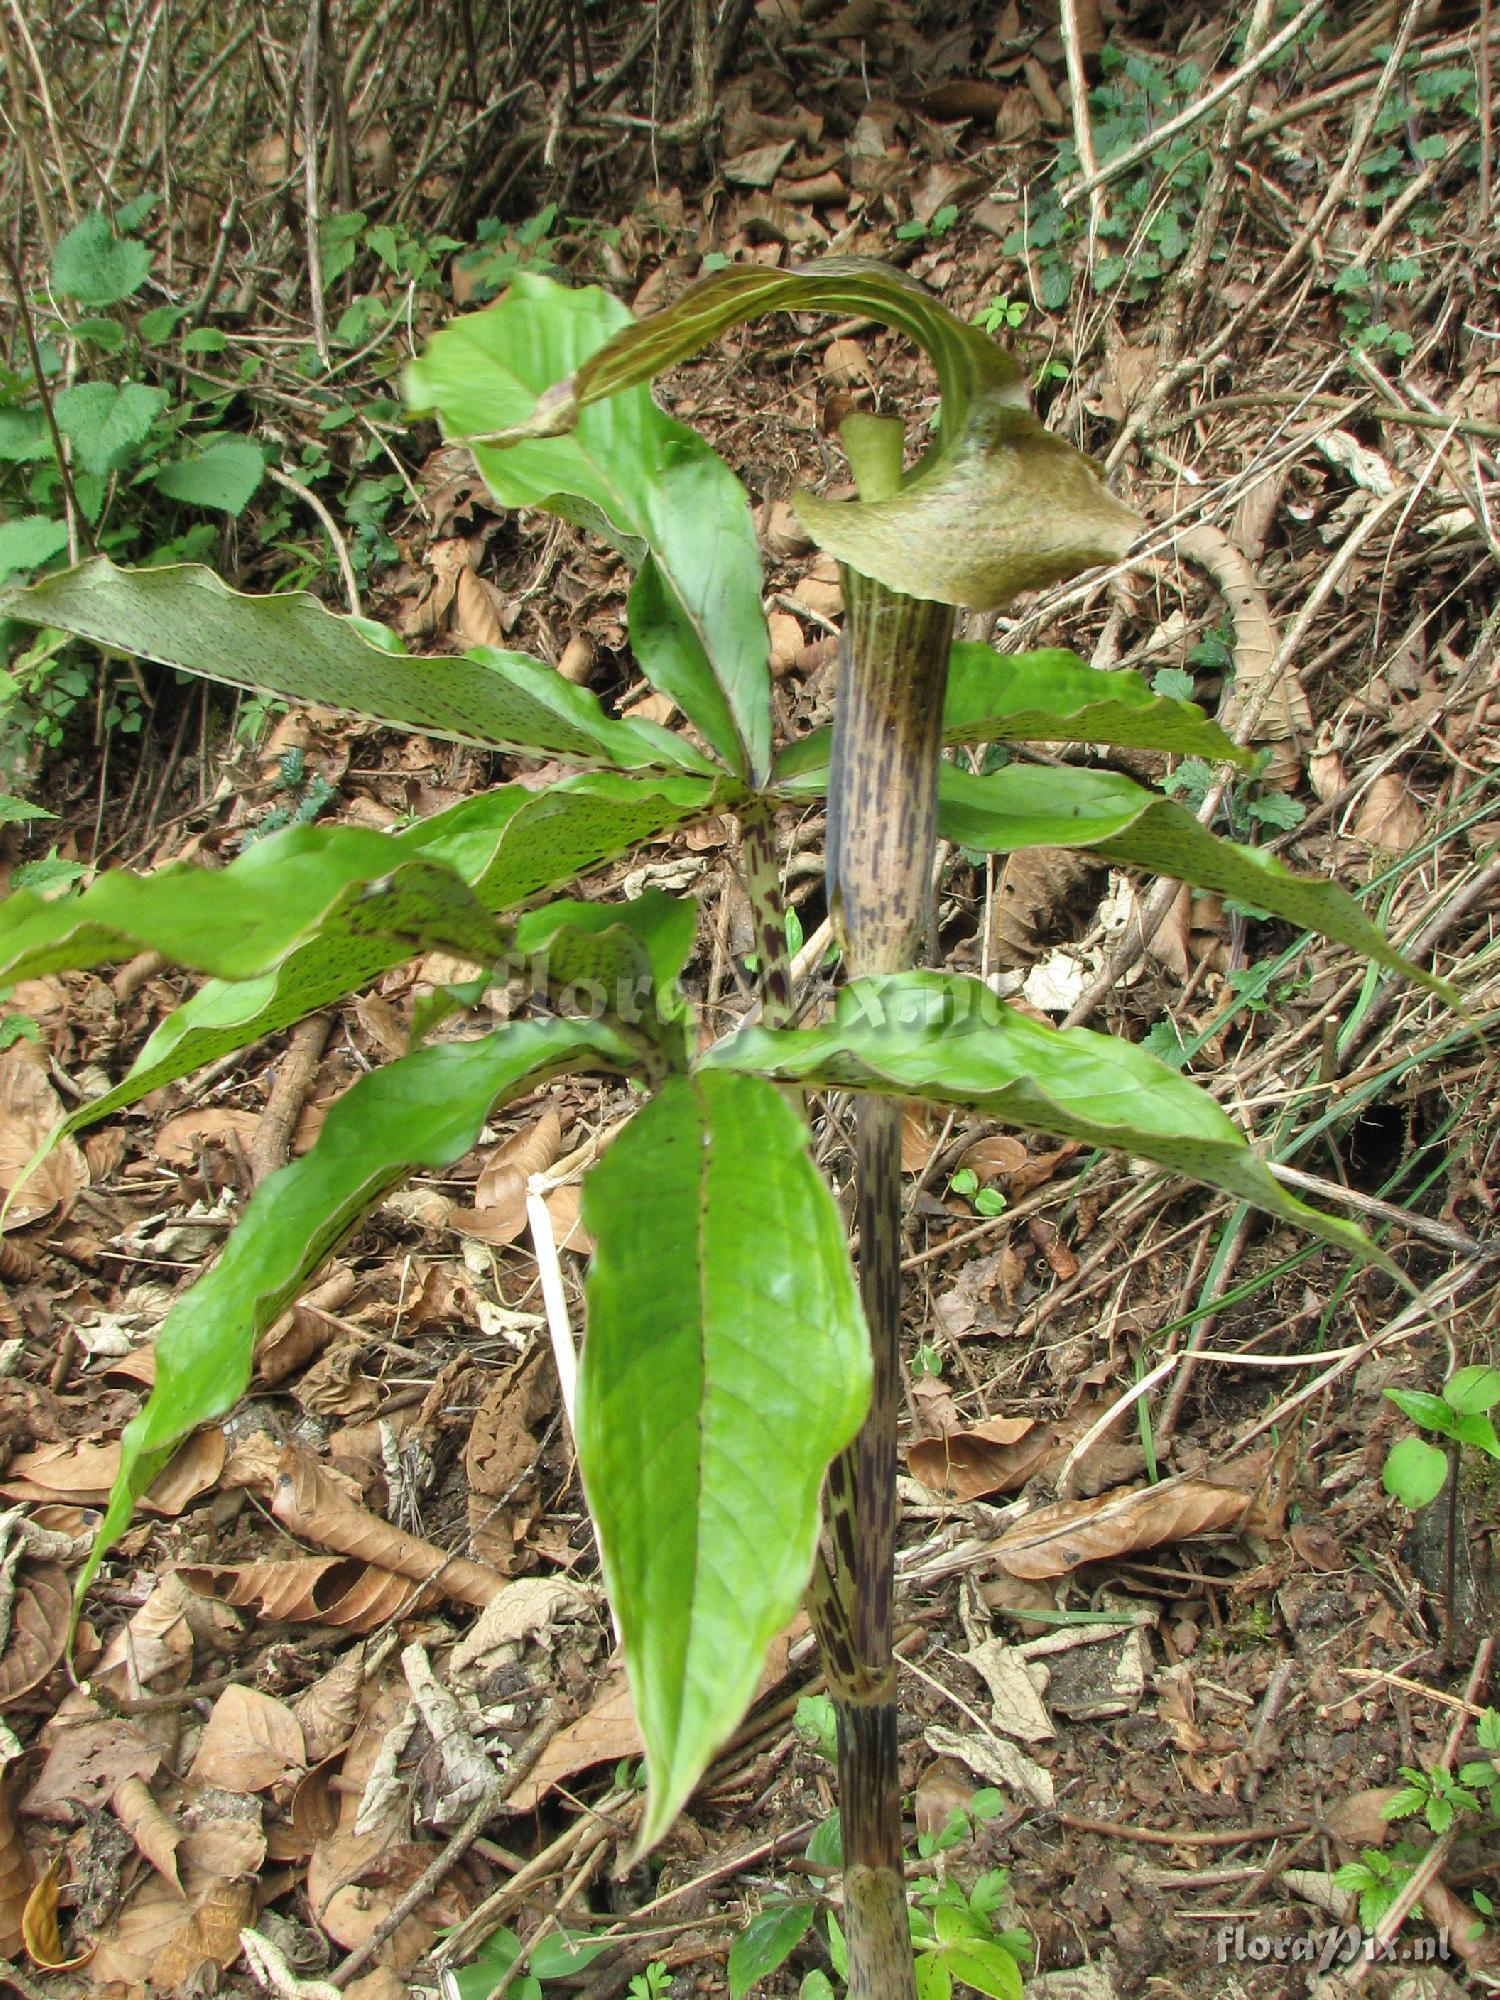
53;778;718;1138
153;440;265;516
0;559;711;775
51;211;153;306
405;273;769;783
579;1071;870;1848
937;763;1454;1002
0;516;70;585
81;1019;635;1604
53;382;167;479
481;256;1132;612
700;972;1390;1270
772;643;1246;785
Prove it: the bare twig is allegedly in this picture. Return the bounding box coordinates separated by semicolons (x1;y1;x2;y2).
1058;0;1323;214
265;466;360;616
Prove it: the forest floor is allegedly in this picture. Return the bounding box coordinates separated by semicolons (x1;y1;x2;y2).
1;3;1498;1998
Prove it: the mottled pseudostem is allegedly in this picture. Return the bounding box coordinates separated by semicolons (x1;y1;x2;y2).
821;565;955;2000
739;802;793;1029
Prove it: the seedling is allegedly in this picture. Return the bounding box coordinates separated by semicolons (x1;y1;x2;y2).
0;257;1453;2000
1383;1365;1500;1655
896;204;959;243
973;297;1028;335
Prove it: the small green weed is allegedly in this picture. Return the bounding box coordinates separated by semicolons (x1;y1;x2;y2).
973;296;1028;335
1330;257;1421;357
896;204;960;244
948;1166;1006;1218
1383;1366;1500;1511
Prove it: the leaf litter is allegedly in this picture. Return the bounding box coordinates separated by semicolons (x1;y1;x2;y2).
1;4;1499;1994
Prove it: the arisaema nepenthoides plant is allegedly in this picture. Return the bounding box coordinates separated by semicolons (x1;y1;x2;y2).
0;258;1451;2000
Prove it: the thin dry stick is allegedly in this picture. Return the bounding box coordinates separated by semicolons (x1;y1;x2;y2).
0;1;54;248
301;0;330;366
1058;0;1323;213
436;1791;627;1964
1058;0;1104;253
265;466;360;615
2;0;79;225
329;1711;562;1989
248;1011;332;1184
1164;0;1278;351
1104;0;1427;475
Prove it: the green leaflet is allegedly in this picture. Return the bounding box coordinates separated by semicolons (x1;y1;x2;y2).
936;763;1454;1002
772;645;1248;784
0;822;504;987
407;770;722;908
0;557;709;775
80;1019;636;1607
515;888;697;1061
579;1071;870;1849
698;971;1391;1271
405;273;770;784
48;778;718;1140
490;259;1025;448
479;257;1133;612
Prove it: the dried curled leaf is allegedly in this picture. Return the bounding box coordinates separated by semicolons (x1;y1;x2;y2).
993;1475;1256;1579
0;1780;33;1961
0;1561;70;1706
907;1418;1060;1502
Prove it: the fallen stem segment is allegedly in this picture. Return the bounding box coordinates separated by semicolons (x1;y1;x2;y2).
822;563;955;2000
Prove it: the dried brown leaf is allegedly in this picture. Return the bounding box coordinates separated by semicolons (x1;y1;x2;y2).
907;1418;1058;1501
269;1446;503;1609
1353;773;1424;854
190;1684;307;1792
176;1552;426;1632
0;1426;224;1514
0;1779;33;1960
452;565;508;649
23;1856;92;1970
24;1707;165;1816
89;1865;255;1989
0;1560;70;1706
307;1830;470;1965
993;1475;1255;1579
292;1644;368;1764
505;1675;641;1814
110;1776;182;1892
0;1048;87;1229
154;1106;261;1165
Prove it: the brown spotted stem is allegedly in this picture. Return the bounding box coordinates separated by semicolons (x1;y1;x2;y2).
819;412;955;2000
